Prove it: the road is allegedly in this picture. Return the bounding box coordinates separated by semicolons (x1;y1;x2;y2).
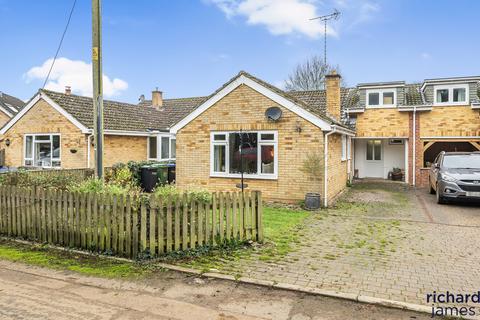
0;259;430;320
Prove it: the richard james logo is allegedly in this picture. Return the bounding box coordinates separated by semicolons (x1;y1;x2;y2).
428;291;480;318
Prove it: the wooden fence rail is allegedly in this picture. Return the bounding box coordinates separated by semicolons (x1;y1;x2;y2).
0;186;263;259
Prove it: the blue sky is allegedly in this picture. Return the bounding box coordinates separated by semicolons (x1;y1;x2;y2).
0;0;479;102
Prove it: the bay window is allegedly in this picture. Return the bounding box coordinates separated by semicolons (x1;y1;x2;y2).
148;135;176;160
211;131;277;179
24;134;61;168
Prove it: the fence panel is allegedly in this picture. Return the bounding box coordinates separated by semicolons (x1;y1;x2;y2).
0;187;263;260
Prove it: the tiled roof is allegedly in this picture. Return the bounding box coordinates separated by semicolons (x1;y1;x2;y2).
40;71;359;133
0;91;25;115
405;84;423;105
42;89;200;132
139;96;207;108
224;71;351;129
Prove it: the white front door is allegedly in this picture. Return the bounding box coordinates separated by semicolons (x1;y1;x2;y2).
363;139;383;178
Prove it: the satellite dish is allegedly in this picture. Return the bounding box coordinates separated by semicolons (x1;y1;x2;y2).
265;107;282;121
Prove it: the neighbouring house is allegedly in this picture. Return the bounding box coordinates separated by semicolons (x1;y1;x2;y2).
0;71;355;206
0;87;197;168
0;91;25;127
345;76;480;187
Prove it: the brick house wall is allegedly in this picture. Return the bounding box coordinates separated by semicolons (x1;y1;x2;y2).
88;135;148;168
2;98;150;169
2;99;88;168
355;109;409;138
326;133;348;203
175;84;327;203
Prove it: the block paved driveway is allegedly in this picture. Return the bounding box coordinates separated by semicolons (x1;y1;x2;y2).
184;181;480;310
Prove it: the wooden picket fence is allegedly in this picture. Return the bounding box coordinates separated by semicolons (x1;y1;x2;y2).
0;186;263;259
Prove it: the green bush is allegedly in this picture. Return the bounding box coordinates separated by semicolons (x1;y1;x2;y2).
0;170;82;190
153;185;212;203
106;163;136;188
67;178;142;197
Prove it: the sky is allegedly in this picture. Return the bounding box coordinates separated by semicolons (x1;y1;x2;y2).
0;0;479;103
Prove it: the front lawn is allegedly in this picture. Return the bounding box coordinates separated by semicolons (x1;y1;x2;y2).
179;205;312;273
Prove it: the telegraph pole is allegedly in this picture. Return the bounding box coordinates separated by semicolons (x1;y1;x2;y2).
92;0;104;178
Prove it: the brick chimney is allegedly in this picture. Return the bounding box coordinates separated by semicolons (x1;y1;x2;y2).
325;71;341;121
152;88;163;108
65;86;72;95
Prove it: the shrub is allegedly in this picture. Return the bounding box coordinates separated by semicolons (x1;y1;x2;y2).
67;178;142;197
154;185;212;203
0;170;81;190
106;163;136;188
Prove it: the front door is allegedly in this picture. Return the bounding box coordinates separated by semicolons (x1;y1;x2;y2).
364;139;383;178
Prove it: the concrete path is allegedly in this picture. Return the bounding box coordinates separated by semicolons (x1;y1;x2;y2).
0;259;430;320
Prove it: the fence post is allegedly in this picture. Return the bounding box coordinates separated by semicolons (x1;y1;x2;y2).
256;191;263;242
140;199;147;255
182;193;188;250
149;195;156;257
125;195;132;258
157;196;164;255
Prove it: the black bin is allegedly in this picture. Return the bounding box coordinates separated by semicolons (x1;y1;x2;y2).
140;166;158;192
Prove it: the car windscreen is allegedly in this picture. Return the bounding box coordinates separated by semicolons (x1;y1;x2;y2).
442;154;480;169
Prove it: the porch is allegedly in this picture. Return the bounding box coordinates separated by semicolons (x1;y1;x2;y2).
353;138;408;182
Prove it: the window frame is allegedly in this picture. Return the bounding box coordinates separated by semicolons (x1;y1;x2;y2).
366;139;382;161
366;89;397;108
433;84;469;106
210;131;278;180
24;133;61;168
341;135;347;161
147;134;176;161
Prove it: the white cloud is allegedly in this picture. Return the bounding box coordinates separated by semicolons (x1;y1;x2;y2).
24;57;128;98
206;0;336;38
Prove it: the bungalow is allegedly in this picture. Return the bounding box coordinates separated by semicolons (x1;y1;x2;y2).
0;88;194;168
0;71;354;206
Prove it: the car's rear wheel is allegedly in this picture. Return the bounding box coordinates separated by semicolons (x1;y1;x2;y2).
436;184;446;204
429;178;435;194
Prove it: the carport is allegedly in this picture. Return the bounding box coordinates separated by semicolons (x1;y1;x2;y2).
423;140;480;167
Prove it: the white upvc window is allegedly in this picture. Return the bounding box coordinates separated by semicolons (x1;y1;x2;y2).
24;134;61;168
433;84;469;105
148;134;176;161
210;131;278;180
341;135;347;161
366;139;382;161
366;89;396;108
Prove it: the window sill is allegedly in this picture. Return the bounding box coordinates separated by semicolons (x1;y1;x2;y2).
366;105;397;109
433;103;469;107
210;173;278;180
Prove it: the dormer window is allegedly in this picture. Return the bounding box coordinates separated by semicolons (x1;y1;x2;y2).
434;84;468;105
366;89;396;108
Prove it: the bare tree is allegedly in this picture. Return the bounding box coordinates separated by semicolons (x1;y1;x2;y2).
284;55;341;91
